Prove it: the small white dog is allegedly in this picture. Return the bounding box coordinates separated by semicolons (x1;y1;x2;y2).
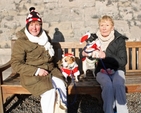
80;32;101;77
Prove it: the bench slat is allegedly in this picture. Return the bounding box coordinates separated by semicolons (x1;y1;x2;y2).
126;42;141;47
138;48;141;69
132;48;136;70
2;85;30;94
126;48;129;70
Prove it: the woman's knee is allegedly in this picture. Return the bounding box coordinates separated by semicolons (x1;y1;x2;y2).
102;82;113;91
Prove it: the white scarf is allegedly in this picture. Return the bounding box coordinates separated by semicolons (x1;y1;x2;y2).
96;30;115;51
24;28;54;57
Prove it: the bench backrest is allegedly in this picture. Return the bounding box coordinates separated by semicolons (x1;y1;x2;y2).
11;40;141;75
126;42;141;75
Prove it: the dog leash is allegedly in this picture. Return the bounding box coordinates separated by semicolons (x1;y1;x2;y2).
83;43;94;54
67;70;78;107
99;58;112;81
100;58;118;112
52;79;67;105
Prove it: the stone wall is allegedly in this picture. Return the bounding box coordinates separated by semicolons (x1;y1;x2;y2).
0;0;141;64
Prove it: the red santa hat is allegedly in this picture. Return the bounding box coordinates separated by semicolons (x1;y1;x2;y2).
80;32;91;44
62;53;74;58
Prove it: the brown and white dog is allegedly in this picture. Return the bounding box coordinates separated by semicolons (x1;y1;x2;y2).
80;32;101;78
60;53;80;82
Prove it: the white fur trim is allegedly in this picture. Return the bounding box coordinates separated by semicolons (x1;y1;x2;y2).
62;72;68;78
35;68;40;76
74;70;80;76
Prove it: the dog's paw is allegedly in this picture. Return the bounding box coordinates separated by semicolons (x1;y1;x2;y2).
83;74;87;78
74;76;79;82
65;78;68;82
79;74;86;79
75;79;79;82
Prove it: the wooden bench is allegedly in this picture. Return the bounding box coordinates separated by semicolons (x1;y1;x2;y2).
1;40;141;113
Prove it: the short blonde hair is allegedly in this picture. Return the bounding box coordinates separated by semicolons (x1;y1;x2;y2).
98;15;114;26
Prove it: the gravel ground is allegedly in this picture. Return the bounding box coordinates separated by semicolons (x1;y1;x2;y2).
4;92;141;113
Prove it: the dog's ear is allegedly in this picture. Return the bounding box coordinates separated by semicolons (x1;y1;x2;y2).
91;33;98;39
66;56;75;64
71;56;75;62
64;56;69;62
57;60;62;70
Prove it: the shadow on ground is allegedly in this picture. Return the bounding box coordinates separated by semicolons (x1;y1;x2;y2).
4;93;141;113
4;94;103;113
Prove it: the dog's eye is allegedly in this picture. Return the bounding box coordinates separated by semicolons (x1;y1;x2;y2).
65;59;67;62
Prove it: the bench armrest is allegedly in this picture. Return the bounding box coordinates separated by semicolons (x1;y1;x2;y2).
0;61;11;84
0;61;11;72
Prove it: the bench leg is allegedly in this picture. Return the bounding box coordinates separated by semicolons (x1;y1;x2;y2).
0;87;4;113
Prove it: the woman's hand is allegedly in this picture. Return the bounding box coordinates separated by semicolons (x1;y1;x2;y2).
82;48;106;59
82;50;89;56
38;69;49;76
98;48;106;59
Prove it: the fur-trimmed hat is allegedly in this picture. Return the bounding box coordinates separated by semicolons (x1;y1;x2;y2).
26;7;42;25
80;32;91;43
62;53;74;58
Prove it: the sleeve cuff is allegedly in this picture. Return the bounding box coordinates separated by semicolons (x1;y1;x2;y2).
35;68;40;76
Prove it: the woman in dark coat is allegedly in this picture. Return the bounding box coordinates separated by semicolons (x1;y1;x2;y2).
81;15;129;113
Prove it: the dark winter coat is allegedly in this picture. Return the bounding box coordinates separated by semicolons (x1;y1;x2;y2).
10;28;65;96
95;30;128;75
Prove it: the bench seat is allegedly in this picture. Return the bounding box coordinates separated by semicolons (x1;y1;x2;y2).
1;41;141;113
2;72;141;101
